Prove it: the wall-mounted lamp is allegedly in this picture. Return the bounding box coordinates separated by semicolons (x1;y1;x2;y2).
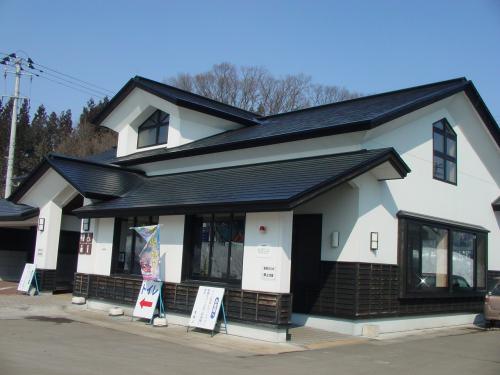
330;231;340;248
82;218;90;232
38;218;45;232
370;232;379;251
259;225;267;234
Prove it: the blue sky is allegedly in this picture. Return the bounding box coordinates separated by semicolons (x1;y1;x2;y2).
1;0;499;122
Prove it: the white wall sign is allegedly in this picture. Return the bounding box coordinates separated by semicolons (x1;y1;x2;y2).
261;265;276;280
256;245;272;258
188;286;225;331
133;280;162;319
17;263;36;293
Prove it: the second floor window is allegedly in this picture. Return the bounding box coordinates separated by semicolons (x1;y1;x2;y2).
433;118;457;184
137;110;169;148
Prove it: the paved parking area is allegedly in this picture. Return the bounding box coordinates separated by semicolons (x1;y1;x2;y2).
0;281;18;295
0;294;499;375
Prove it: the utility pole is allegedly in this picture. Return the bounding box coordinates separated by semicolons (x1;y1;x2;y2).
4;58;21;198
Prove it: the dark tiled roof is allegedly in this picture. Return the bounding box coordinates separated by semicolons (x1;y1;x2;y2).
93;76;260;127
46;155;144;199
9;154;145;202
112;77;499;166
74;148;409;218
84;147;117;163
493;197;500;211
0;199;38;221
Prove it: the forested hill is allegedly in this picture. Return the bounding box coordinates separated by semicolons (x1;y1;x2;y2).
0;98;117;197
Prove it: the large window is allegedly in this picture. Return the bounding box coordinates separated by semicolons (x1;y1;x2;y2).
112;216;159;275
433;118;457;184
137;110;169;148
402;217;487;295
186;213;245;283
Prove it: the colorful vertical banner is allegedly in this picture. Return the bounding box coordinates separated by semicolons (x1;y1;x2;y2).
131;225;161;281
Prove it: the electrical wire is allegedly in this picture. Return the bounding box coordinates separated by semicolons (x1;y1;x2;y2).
36;74;105;99
1;51;114;97
23;63;110;97
32;61;114;94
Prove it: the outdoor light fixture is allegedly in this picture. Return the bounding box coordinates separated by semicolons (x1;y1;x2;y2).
259;225;267;234
82;218;90;232
331;231;340;248
38;218;45;232
370;232;379;251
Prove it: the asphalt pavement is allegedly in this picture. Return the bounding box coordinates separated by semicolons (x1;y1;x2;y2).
0;293;499;375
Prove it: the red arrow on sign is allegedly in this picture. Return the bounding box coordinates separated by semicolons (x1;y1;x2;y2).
140;298;153;308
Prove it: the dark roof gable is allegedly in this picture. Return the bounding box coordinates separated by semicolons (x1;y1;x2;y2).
0;199;38;221
93;76;260;127
9;154;145;202
111;77;499;166
74;148;410;218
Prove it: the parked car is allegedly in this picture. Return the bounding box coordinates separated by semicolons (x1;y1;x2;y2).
484;278;500;328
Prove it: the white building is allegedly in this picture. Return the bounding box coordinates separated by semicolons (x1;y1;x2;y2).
1;76;499;341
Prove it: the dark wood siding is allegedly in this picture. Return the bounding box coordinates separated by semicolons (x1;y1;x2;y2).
73;273;291;326
304;261;484;319
36;269;56;292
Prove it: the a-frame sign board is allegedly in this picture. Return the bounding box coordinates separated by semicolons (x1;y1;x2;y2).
187;286;227;337
17;263;39;295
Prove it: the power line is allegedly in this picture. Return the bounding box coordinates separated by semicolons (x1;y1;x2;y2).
33;61;114;94
36;74;105;99
0;51;114;96
22;62;110;97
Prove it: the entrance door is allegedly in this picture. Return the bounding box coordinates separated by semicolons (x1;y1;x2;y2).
55;231;80;291
291;214;322;313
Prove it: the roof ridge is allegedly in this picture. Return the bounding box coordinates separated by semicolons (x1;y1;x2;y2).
133;76;260;117
261;77;468;120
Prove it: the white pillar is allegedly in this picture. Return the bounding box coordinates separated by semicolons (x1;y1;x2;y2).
242;211;293;293
34;201;62;269
159;215;185;283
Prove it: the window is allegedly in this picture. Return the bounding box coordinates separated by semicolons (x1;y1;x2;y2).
185;213;245;283
402;217;487;295
112;216;158;275
433;118;457;184
137;110;169;148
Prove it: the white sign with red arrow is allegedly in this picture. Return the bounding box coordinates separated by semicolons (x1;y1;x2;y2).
133;280;162;320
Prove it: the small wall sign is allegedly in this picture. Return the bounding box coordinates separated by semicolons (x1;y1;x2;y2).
79;233;93;255
261;265;276;280
256;245;272;258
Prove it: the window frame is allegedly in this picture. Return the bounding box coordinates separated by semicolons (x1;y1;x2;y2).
398;215;488;299
432;118;457;185
183;213;245;285
136;110;169;149
111;216;159;276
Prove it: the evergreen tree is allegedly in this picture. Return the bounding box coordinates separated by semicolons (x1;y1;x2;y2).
57;98;116;157
31;104;50;163
14;99;33;178
0;100;13;197
57;110;72;147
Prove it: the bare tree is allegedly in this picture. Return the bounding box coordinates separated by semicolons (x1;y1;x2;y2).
167;63;361;115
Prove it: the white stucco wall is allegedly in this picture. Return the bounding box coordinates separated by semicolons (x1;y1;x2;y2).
142;132;363;176
100;88;244;157
159;215;185;283
242;212;293;293
76;218;114;276
19;169;79;270
294;173;398;264
362;92;499;269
